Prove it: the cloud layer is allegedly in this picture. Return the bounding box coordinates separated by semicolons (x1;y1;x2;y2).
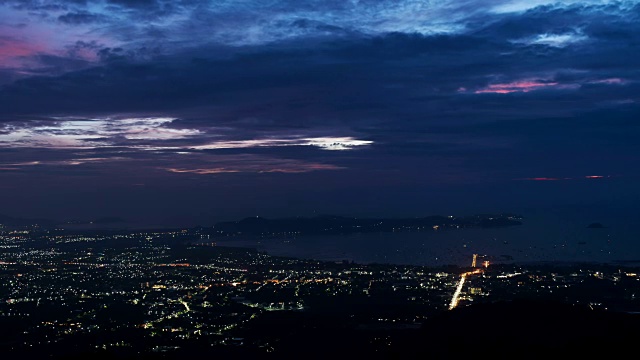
1;0;640;223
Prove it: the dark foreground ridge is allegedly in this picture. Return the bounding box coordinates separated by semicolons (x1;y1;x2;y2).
242;300;639;359
213;213;523;237
37;300;639;359
419;300;638;357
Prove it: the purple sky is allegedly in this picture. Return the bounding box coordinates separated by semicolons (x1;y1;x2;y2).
1;0;640;226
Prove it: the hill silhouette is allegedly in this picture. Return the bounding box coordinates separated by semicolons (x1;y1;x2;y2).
213;214;522;236
17;299;638;359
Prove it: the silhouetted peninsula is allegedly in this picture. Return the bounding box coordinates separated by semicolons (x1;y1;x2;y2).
0;214;57;228
213;213;522;237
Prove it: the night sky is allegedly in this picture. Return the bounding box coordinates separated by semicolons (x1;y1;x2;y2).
1;0;640;227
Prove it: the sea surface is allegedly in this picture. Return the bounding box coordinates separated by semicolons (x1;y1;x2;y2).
211;209;640;267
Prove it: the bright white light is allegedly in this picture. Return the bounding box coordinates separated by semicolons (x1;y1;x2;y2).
190;136;373;151
303;137;374;150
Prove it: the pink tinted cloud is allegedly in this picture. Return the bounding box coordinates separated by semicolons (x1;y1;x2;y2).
0;38;48;66
165;162;343;174
162;154;345;175
522;177;563;181
0;20;110;73
470;77;625;95
473;80;560;94
516;175;611;181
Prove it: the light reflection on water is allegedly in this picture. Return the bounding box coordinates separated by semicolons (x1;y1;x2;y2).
213;213;640;267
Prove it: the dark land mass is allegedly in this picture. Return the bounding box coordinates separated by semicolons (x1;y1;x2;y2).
0;214;58;228
0;213;521;235
213;213;523;237
587;222;606;228
415;300;639;358
19;300;638;359
65;217;127;225
276;300;638;358
0;215;126;230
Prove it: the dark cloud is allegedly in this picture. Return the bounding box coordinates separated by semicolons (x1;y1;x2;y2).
1;1;69;11
106;0;157;7
58;11;104;24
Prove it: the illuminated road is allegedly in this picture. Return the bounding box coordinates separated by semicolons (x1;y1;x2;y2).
448;269;482;310
178;298;191;312
448;274;467;310
142;285;211;328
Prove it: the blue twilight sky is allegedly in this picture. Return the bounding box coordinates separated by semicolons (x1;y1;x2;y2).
0;0;639;227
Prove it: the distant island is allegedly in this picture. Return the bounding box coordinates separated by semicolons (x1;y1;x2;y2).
0;214;126;230
0;214;58;228
0;213;522;235
587;222;606;229
65;216;127;225
212;213;523;237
